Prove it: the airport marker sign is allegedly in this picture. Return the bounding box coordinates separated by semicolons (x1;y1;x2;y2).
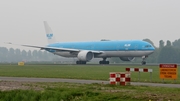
159;64;177;80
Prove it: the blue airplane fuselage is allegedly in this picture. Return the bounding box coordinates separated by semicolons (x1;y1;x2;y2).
46;40;155;58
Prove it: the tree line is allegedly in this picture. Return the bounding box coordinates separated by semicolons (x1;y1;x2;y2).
1;38;180;63
0;48;61;63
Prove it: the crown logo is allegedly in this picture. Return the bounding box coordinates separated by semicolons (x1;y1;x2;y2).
46;34;53;39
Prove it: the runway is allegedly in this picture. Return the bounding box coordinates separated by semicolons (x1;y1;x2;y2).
0;77;180;88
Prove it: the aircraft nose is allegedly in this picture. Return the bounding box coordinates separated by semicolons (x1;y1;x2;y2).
150;46;155;54
148;47;155;55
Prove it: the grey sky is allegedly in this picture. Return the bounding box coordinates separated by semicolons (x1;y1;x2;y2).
0;0;180;50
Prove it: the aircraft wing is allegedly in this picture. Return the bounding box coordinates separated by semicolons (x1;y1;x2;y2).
6;43;103;54
23;44;103;54
22;44;79;52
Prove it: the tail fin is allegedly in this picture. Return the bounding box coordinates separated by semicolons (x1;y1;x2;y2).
44;21;56;44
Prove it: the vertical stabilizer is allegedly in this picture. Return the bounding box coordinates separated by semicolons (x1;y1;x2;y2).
44;21;56;44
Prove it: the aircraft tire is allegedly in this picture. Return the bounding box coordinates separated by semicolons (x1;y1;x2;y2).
106;61;109;64
76;61;86;64
99;61;109;64
99;61;102;64
141;61;146;65
76;61;79;64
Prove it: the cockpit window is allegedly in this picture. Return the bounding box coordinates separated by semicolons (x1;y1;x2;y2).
145;45;152;47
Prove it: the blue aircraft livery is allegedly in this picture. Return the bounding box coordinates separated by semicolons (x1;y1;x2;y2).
10;21;155;65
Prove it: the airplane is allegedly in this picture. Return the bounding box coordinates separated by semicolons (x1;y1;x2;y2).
8;21;155;65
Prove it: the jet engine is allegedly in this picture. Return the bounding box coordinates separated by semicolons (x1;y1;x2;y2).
119;57;135;61
77;50;94;61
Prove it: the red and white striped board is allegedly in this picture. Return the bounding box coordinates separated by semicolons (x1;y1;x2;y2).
109;72;131;86
126;68;153;72
109;72;118;85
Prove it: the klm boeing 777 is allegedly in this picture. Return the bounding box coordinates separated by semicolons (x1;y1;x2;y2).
9;21;155;65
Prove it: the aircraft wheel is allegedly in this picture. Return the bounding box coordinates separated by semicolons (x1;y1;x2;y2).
141;61;146;65
76;61;79;64
83;61;86;64
99;61;102;64
76;61;86;64
104;61;109;64
99;61;109;64
106;61;109;64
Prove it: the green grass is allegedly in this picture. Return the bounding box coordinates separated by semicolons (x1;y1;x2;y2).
0;64;178;83
0;82;180;101
0;64;180;101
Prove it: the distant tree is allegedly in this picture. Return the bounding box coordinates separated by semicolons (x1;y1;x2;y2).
15;49;21;55
8;48;16;62
43;51;50;61
166;40;171;47
27;50;32;61
32;50;38;61
21;50;27;61
172;38;180;48
0;50;3;62
15;49;22;62
38;50;43;61
0;47;8;62
0;47;8;55
159;40;164;48
158;46;180;63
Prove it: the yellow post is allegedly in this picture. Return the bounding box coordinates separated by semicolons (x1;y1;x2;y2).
18;62;25;66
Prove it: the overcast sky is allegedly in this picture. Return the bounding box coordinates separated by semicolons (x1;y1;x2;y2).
0;0;180;50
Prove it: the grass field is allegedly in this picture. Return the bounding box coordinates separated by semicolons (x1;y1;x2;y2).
0;82;180;101
0;64;178;83
0;64;180;101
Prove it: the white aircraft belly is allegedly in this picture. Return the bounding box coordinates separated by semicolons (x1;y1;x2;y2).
53;50;154;58
95;50;154;57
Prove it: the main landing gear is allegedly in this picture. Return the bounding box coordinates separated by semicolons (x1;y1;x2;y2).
76;61;86;64
99;58;109;64
141;56;148;65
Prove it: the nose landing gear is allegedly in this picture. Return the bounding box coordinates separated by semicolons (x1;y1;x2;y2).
141;56;148;65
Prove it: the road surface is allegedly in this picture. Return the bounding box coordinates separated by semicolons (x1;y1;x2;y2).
0;77;180;88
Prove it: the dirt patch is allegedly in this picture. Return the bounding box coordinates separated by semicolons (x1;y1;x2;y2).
0;81;43;91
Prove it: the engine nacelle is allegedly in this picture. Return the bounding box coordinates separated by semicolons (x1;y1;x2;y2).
119;57;135;61
77;51;94;61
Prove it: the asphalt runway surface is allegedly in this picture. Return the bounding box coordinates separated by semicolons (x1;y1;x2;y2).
0;77;180;88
